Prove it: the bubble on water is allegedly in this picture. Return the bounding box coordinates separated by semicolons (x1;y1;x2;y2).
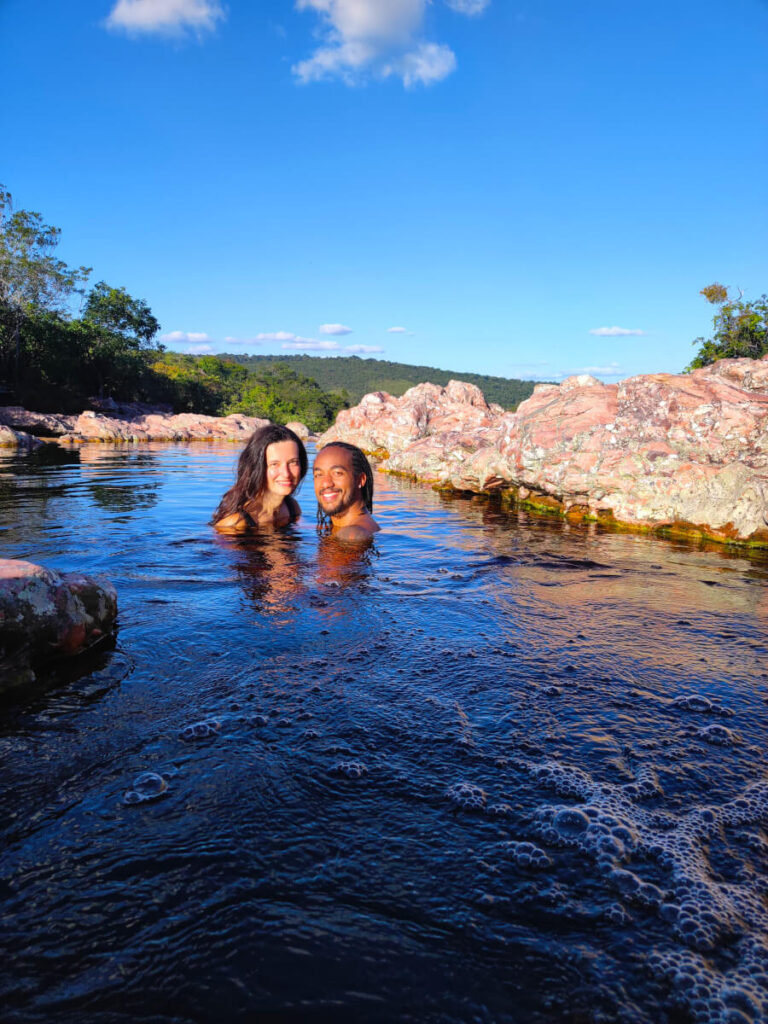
499;840;552;869
671;694;733;717
697;724;738;747
179;720;221;742
524;758;768;1022
330;761;368;779
123;771;169;805
553;807;591;838
487;803;514;818
447;782;487;811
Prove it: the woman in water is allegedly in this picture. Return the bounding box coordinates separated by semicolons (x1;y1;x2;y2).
212;424;308;533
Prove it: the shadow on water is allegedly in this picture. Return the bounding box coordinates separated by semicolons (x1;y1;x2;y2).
0;445;767;1023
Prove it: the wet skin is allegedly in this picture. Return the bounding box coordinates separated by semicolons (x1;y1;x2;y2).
215;440;302;533
313;445;380;541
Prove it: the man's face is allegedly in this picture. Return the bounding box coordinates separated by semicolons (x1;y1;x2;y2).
313;446;364;518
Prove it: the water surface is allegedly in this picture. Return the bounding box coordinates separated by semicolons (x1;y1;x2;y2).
1;443;767;1023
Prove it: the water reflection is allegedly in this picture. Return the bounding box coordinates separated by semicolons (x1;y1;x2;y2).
1;445;768;1024
221;530;307;617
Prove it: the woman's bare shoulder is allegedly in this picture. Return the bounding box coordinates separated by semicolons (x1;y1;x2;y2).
213;511;250;534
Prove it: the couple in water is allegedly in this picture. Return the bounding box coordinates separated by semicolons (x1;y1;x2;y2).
212;425;380;542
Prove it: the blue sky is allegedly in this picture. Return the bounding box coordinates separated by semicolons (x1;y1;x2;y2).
1;0;766;382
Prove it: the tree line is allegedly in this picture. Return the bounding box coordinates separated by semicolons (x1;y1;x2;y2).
2;186;764;428
0;187;346;430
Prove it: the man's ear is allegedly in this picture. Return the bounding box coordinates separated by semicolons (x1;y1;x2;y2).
357;472;367;491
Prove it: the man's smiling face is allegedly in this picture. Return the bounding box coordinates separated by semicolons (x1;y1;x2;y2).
313;445;364;518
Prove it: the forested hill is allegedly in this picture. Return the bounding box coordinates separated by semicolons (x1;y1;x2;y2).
219;354;536;410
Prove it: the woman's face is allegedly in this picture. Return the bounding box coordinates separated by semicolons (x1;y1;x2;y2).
265;440;302;497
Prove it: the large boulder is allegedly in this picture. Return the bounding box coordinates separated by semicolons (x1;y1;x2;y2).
0;424;45;449
319;380;503;456
285;421;310;441
0;559;118;689
0;407;76;437
317;359;768;547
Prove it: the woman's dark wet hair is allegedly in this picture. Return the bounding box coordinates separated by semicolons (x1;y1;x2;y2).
316;441;374;529
212;424;308;524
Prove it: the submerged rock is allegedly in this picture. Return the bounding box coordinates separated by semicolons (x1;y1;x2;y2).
0;559;118;689
318;357;768;547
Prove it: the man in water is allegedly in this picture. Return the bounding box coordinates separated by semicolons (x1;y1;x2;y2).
313;441;381;541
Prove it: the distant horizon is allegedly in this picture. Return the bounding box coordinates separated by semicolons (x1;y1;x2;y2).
2;0;766;385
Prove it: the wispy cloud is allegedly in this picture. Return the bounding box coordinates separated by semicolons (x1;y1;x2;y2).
319;323;353;335
589;326;646;337
346;344;384;353
387;326;408;333
105;0;225;36
293;0;489;87
255;331;302;342
445;0;490;14
566;362;624;379
282;339;343;351
162;330;211;343
185;343;216;355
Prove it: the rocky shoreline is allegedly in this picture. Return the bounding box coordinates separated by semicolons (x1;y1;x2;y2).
319;356;768;549
0;403;276;445
3;358;768;548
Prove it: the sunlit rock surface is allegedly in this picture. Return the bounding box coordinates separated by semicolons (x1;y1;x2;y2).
0;559;118;688
0;405;271;444
318;357;768;546
284;420;310;440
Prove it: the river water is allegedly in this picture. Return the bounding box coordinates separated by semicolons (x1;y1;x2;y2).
1;443;767;1024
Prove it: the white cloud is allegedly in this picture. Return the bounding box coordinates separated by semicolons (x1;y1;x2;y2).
161;330;211;343
589;326;646;337
293;0;486;87
387;326;408;333
445;0;489;12
383;42;456;86
569;362;624;378
346;344;384;353
319;323;353;335
105;0;225;35
255;331;301;342
282;339;342;351
186;343;216;355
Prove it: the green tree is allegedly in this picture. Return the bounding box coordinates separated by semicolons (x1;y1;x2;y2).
0;185;90;385
82;281;160;345
79;281;163;398
687;283;768;370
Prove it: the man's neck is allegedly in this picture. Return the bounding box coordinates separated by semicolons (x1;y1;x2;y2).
331;500;369;530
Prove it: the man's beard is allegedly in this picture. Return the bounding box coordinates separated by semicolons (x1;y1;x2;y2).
319;491;356;518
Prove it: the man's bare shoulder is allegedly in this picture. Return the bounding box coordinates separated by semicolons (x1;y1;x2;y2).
334;515;380;542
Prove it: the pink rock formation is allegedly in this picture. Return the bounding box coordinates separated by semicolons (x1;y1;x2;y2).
0;407;76;436
58;410;270;443
0;559;118;688
317;359;768;546
285;421;310;440
0;405;270;445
